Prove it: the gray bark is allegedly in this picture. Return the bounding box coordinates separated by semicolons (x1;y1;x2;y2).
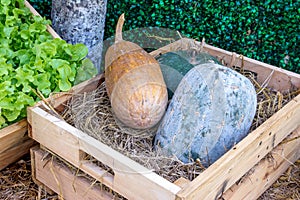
51;0;107;73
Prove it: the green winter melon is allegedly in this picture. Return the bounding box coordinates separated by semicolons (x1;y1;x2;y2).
157;50;220;98
154;63;257;167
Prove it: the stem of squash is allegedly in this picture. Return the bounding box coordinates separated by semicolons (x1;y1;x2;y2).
115;13;125;43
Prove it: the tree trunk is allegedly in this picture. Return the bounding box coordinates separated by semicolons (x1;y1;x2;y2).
51;0;107;73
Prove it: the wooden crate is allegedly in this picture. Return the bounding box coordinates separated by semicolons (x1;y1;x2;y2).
0;1;60;171
27;38;300;200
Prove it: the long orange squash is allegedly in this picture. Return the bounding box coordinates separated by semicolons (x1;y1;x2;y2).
104;14;168;130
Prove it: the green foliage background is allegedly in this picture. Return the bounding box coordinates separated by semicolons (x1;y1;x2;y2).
28;0;299;73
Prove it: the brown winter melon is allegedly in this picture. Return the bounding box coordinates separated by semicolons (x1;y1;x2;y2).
104;14;168;130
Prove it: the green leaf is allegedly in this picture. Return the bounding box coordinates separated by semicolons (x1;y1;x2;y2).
2;108;20;122
0;57;12;76
50;59;69;70
58;78;72;91
1;0;11;6
74;58;97;85
3;26;15;38
15;49;32;65
0;115;6;128
32;73;51;96
15;66;35;87
15;92;35;107
20;29;30;40
35;41;57;59
68;43;88;61
29;21;47;33
0;96;13;110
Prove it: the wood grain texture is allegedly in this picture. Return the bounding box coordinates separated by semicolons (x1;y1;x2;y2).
0;118;35;170
31;146;114;200
175;94;300;199
222;126;300;200
28;106;181;200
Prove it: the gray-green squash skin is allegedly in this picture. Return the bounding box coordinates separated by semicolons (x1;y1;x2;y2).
157;50;220;99
154;63;257;167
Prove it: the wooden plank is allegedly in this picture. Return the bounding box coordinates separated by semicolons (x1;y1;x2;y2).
31;146;114;200
174;177;191;189
79;134;181;200
176;95;300;200
204;44;300;92
28;107;83;164
30;146;55;196
222;126;300;199
0;137;35;170
0;119;27;153
172;126;300;199
28;106;182;200
0;119;36;170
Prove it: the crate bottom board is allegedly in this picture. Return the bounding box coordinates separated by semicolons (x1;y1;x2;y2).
30;126;300;200
30;146;119;200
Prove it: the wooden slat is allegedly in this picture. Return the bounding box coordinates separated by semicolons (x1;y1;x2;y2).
0;138;35;170
79;134;181;200
222;126;300;199
0;119;36;170
31;146;114;200
172;127;300;199
204;43;300;92
176;95;300;200
0;119;27;153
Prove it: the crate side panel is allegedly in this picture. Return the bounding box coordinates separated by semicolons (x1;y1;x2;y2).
28;105;180;200
31;147;114;200
79;136;181;200
0;119;36;170
28;107;82;164
0;138;35;170
176;95;300;200
0;119;28;153
223;126;300;199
